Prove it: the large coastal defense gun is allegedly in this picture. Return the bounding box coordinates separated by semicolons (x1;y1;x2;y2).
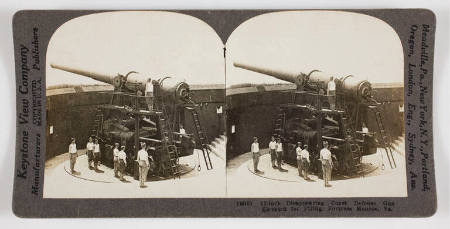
234;62;396;176
233;63;373;102
52;64;213;179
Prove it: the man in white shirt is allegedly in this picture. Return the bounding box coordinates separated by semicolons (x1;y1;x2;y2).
327;76;336;110
295;142;303;176
399;104;404;130
118;146;127;181
251;137;262;173
362;123;369;134
320;141;333;187
93;139;101;170
300;145;311;180
179;126;186;135
276;138;284;170
113;143;120;178
268;136;277;168
137;142;150;188
86;137;94;169
68;138;77;174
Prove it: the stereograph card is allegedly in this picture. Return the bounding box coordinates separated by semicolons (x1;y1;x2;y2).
12;9;436;217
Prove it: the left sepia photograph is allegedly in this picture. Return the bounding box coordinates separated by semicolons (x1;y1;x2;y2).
43;11;226;198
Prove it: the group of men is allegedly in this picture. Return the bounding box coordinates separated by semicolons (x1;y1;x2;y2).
251;136;285;174
297;140;334;187
251;136;284;173
110;141;153;188
68;137;152;188
85;137;103;171
251;136;334;187
111;142;129;181
295;142;311;180
68;137;101;175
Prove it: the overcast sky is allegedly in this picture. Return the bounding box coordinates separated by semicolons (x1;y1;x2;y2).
47;11;404;88
46;11;224;87
226;11;404;87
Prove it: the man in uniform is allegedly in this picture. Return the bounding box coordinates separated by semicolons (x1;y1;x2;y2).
251;137;262;173
399;104;404;131
320;141;333;187
113;143;120;178
86;137;94;169
295;142;303;176
327;76;336;110
300;145;311;180
118;145;127;181
137;142;150;188
68;138;78;174
268;136;277;168
276;138;285;171
179;124;186;135
93;138;101;171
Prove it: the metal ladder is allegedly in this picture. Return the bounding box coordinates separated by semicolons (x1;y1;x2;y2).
370;105;397;169
91;108;103;137
159;104;172;142
340;115;363;174
157;104;180;178
273;109;286;138
187;107;213;170
167;145;180;179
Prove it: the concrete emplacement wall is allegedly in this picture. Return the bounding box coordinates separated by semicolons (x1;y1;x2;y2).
226;84;404;160
45;85;225;160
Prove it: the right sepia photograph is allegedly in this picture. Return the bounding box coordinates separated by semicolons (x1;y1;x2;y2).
225;11;407;197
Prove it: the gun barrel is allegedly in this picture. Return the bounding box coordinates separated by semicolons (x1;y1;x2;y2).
51;63;115;85
233;62;300;84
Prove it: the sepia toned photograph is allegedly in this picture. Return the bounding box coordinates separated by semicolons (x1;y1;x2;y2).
225;11;407;197
42;10;408;199
43;11;226;198
10;7;440;218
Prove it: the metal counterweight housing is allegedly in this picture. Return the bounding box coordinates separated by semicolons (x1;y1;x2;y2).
123;71;149;92
233;62;372;101
157;77;191;103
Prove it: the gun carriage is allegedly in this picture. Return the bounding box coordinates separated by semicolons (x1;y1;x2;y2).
51;64;213;180
234;62;396;177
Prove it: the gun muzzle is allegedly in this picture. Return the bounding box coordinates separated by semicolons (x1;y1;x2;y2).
51;63;115;85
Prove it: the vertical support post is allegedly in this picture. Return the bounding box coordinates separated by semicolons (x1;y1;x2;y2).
134;89;140;159
317;94;323;149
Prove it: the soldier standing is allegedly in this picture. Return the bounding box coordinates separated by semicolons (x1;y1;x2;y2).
86;137;94;169
320;141;333;187
268;136;277;169
276;138;284;170
295;142;303;176
399;104;404;132
179;124;186;135
251;137;262;173
68;138;78;174
137;142;150;188
113;143;120;178
301;145;311;180
327;76;336;110
93;138;101;170
118;146;127;181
